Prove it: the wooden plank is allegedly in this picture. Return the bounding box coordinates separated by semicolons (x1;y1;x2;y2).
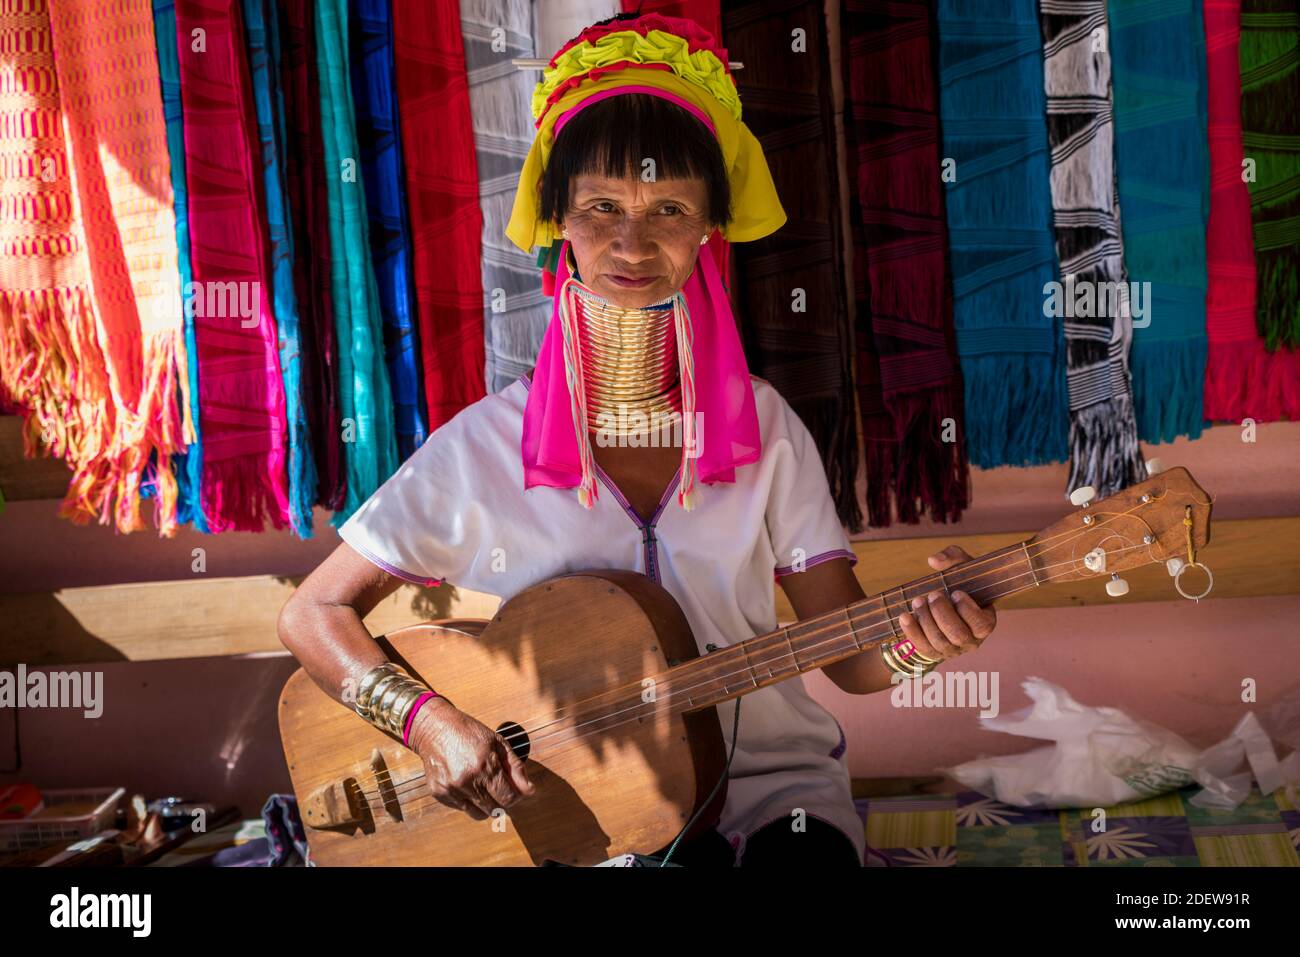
2;516;1294;665
0;416;71;501
1;577;501;667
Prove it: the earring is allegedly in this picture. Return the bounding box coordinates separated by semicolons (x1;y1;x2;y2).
699;235;708;245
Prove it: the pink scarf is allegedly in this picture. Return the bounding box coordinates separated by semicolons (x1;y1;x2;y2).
522;236;760;510
1203;0;1300;421
174;0;290;530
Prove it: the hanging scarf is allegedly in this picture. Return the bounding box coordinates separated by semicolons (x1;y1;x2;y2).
936;1;1067;468
1108;0;1209;443
1039;0;1146;497
280;0;346;512
462;0;554;393
174;0;290;531
720;0;862;530
0;0;188;534
1205;0;1300;419
1241;0;1300;350
506;13;783;510
391;0;487;432
315;0;399;525
152;0;208;533
349;0;428;456
242;0;318;537
842;0;970;526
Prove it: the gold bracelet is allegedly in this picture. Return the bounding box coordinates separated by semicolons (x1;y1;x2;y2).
355;663;401;718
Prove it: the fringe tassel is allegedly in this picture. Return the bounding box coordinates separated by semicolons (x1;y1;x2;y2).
1256;247;1300;351
202;449;291;534
0;287;185;535
1065;396;1146;500
1205;337;1300;421
961;353;1069;469
1131;336;1209;444
892;387;971;525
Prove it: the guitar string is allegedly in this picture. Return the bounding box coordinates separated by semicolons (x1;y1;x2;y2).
343;504;1165;801
389;558;1144;827
345;528;1151;804
358;491;1169;781
348;537;1156;808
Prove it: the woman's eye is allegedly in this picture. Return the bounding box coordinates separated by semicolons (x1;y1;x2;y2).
593;202;616;213
660;204;681;215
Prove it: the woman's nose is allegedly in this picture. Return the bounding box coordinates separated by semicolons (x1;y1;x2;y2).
609;215;656;261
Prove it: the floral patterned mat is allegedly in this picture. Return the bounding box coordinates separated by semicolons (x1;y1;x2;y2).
853;785;1300;867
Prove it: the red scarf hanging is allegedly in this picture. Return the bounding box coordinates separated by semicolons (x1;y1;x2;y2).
391;0;485;430
1203;0;1300;421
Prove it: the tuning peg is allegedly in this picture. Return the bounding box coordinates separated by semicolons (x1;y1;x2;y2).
1166;557;1184;577
1069;486;1096;507
1106;573;1130;597
1144;458;1164;476
1083;547;1107;573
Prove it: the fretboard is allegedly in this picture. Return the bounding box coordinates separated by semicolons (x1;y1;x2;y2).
656;540;1043;716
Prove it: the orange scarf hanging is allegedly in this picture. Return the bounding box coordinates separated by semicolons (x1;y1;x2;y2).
0;0;189;534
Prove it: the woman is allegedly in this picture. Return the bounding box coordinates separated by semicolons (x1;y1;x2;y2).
278;13;997;867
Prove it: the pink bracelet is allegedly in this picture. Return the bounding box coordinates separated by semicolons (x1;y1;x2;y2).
402;691;439;747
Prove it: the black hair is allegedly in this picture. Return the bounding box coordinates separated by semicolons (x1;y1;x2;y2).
538;93;732;232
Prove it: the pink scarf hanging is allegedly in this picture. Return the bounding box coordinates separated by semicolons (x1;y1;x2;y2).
1203;0;1300;421
174;0;290;530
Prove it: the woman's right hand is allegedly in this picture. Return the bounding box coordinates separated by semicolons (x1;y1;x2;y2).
407;697;535;820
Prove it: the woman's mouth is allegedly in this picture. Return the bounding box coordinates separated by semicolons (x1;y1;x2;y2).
608;274;657;288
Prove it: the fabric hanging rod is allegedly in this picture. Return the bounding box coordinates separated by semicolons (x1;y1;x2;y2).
511;57;743;70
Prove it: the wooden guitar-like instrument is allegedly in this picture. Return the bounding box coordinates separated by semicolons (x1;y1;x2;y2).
279;465;1213;866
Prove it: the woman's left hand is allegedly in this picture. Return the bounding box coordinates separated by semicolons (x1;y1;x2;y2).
895;545;998;664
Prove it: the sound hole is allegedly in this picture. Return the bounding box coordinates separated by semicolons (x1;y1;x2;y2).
496;721;530;762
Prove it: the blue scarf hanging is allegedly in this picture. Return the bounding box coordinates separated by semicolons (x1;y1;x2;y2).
348;0;428;460
936;1;1068;468
1108;0;1209;443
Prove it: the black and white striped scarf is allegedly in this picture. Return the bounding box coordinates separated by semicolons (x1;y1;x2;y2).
1039;0;1146;497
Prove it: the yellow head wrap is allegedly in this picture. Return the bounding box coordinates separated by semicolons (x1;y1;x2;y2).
505;30;786;253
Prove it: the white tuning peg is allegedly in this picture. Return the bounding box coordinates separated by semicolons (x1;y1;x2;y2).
1166;557;1184;577
1069;486;1096;507
1106;573;1130;597
1083;547;1107;573
1145;458;1165;476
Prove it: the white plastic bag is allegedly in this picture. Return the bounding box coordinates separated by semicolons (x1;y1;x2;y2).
943;677;1299;809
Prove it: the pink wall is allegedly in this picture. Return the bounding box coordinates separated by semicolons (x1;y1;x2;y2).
1;421;1296;814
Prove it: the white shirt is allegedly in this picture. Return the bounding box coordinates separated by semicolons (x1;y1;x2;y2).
339;375;864;863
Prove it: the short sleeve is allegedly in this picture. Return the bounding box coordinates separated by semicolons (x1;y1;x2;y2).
337;394;511;588
762;386;857;578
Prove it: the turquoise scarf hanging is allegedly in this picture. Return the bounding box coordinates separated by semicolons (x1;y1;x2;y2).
243;0;318;537
1108;0;1209;442
936;1;1068;468
316;0;399;525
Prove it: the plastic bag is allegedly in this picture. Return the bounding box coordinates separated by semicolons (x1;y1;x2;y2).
943;677;1300;809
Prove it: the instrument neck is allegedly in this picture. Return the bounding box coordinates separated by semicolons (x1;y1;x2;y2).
658;540;1043;715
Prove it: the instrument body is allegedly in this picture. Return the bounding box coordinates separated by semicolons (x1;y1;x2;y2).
280;570;728;866
280;466;1213;866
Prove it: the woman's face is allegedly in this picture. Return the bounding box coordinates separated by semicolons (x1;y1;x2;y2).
560;172;712;307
